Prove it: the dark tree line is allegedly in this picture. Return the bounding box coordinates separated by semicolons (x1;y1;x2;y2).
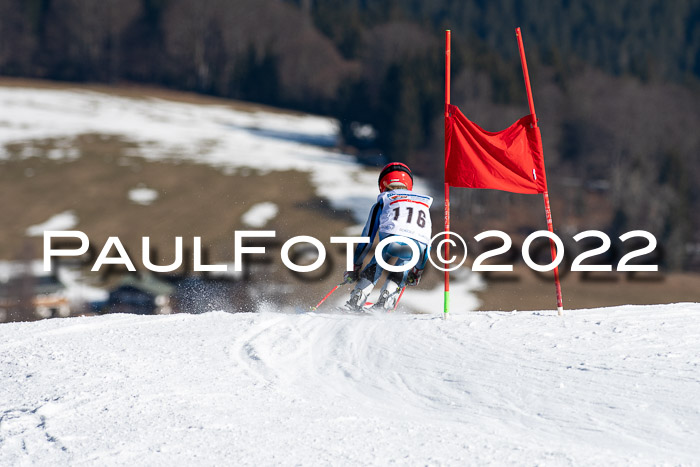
2;0;699;154
1;0;699;269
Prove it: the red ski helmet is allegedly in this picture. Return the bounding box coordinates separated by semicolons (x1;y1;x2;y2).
378;162;413;192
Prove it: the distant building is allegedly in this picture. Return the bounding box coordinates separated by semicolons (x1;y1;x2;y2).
0;275;71;322
104;274;174;315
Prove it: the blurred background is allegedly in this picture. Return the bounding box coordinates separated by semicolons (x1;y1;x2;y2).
1;0;699;321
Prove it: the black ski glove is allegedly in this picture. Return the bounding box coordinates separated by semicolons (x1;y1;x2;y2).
344;263;362;284
406;267;423;287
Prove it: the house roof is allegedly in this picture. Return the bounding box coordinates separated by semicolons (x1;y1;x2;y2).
0;275;66;298
115;273;174;297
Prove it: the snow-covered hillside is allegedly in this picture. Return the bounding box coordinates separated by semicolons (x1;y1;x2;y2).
1;83;454;312
0;85;430;224
2;303;699;465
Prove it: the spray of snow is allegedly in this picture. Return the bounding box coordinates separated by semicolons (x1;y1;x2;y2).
25;210;78;237
241;202;279;228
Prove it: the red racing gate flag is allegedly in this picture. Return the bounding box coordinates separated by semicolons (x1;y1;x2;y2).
444;104;547;194
442;28;563;319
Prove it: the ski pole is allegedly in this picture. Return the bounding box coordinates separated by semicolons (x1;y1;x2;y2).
391;287;407;312
310;281;346;311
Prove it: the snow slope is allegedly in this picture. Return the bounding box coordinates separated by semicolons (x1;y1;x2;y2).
0;86;431;224
2;303;699;465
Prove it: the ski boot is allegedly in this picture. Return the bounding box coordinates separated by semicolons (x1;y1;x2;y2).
370;280;400;312
344;278;374;312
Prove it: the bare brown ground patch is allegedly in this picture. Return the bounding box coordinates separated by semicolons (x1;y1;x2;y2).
473;266;700;312
1;132;356;307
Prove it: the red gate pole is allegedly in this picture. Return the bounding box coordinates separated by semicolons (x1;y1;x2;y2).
444;30;451;319
515;27;564;315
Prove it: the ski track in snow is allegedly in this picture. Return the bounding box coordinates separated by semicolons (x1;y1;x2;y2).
1;303;700;465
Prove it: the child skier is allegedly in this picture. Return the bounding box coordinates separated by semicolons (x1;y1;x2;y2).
344;162;433;311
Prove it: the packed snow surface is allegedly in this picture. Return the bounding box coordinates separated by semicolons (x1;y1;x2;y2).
2;303;699;465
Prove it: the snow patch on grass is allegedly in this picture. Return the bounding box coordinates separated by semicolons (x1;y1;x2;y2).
241;202;279;228
25;210;77;236
128;186;159;205
0;260;108;305
0;86;433;224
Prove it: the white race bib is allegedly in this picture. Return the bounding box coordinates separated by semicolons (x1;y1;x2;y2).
377;189;433;244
